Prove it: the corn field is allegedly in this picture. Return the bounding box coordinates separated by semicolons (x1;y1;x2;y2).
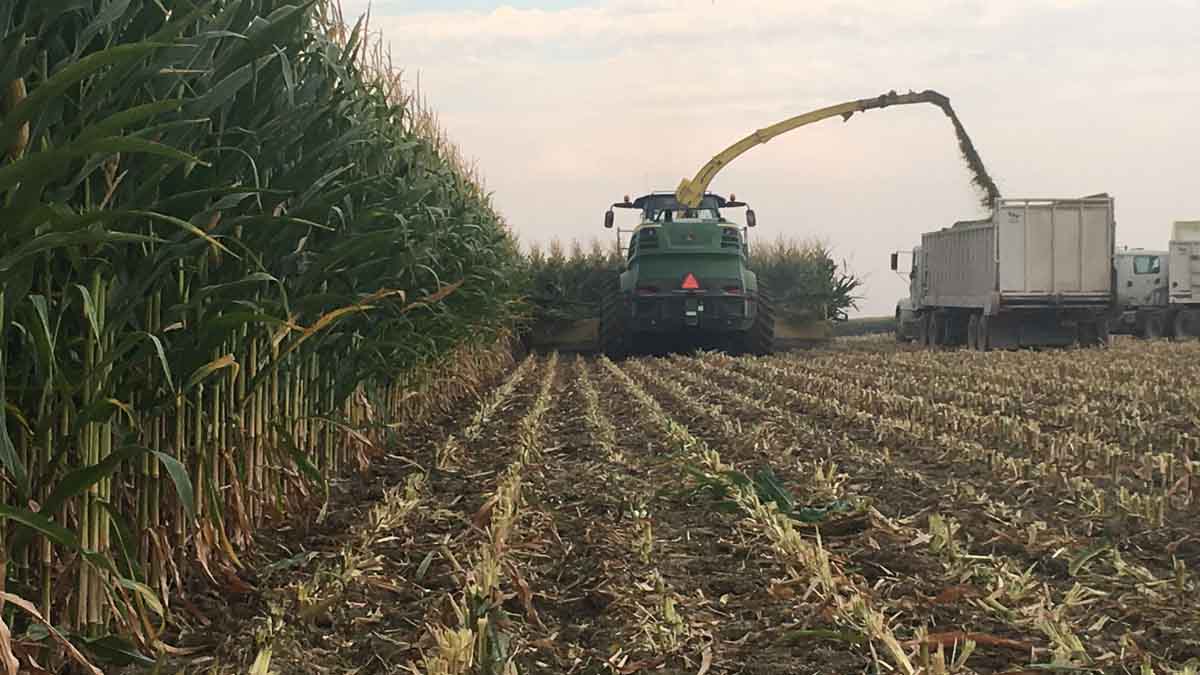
173;336;1200;675
748;236;861;323
525;239;623;326
0;0;523;668
6;3;1200;675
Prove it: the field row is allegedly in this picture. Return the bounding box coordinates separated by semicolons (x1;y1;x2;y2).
211;342;1200;675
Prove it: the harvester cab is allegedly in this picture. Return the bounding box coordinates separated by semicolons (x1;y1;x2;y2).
596;192;775;357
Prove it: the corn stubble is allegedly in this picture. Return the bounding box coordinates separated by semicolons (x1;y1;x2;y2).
419;353;557;675
197;337;1200;674
598;341;1198;673
739;340;1198;672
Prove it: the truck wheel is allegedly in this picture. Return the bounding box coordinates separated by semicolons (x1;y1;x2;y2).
1078;320;1108;347
599;291;629;358
1173;309;1200;340
1078;321;1095;346
978;315;992;352
950;315;969;347
967;314;980;350
931;314;947;348
917;314;929;347
1139;312;1165;339
895;308;905;343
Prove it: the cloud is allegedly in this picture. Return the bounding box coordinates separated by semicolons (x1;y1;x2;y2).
347;0;1200;315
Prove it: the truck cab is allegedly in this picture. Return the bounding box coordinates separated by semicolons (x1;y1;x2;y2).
1110;221;1200;339
1114;249;1169;310
891;245;923;341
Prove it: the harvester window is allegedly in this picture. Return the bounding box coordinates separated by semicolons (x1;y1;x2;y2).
1133;255;1161;275
673;208;716;220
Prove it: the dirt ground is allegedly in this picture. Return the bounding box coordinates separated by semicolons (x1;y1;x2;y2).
157;337;1200;675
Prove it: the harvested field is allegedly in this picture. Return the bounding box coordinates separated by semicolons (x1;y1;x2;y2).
199;336;1200;675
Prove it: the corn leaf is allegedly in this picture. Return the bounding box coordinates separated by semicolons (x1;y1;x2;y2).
0;42;166;150
183;354;238;393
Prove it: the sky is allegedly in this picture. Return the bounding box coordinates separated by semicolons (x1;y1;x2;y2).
341;0;1200;316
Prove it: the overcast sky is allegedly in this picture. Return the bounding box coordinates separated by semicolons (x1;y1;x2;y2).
341;0;1199;316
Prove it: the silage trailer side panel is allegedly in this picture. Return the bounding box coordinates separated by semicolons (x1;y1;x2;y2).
995;197;1114;307
920;220;994;309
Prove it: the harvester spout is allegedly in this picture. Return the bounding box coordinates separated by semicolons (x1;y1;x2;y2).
676;89;999;209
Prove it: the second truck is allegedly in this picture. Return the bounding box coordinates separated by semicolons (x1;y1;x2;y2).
1110;221;1200;339
893;195;1116;349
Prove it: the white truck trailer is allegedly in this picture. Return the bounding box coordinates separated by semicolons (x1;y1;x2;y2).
891;196;1115;349
1110;221;1200;338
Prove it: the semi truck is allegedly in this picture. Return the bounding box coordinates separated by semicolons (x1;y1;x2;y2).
891;196;1116;350
1110;221;1200;339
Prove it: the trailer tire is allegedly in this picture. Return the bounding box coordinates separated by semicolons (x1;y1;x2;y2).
1173;309;1200;340
967;314;980;350
977;315;992;352
949;315;969;347
1078;320;1108;347
1139;311;1165;339
931;314;949;348
917;314;930;347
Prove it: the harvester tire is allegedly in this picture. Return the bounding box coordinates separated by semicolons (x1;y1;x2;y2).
747;288;777;355
600;291;629;358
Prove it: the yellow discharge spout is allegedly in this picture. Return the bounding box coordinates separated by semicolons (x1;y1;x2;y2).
675;89;1000;209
